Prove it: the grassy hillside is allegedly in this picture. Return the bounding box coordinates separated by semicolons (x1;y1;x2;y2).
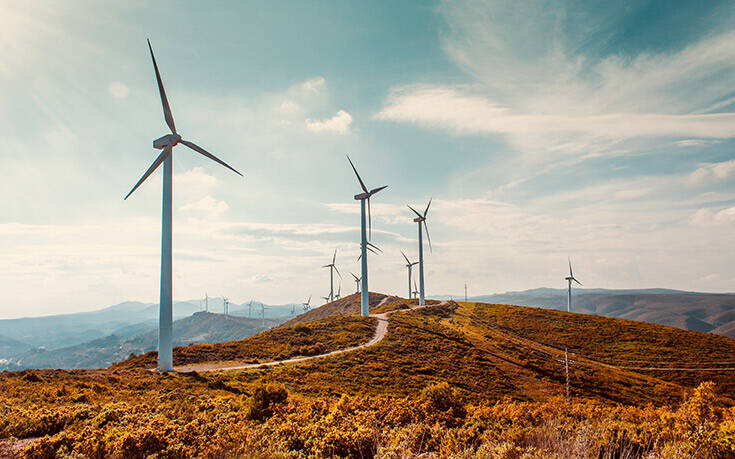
115;315;376;369
280;292;389;326
2;297;735;457
472;289;735;338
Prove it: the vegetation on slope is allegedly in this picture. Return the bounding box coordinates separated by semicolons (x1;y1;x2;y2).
0;369;733;458
465;302;735;395
280;292;389;326
114;315;376;369
3;298;735;457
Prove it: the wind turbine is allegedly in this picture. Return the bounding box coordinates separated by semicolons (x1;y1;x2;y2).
321;294;331;304
412;279;420;299
565;258;583;313
401;250;419;299
248;299;253;318
124;40;242;372
223;297;229;315
350;272;361;293
347;155;387;316
302;295;311;312
408;199;432;306
322;249;341;302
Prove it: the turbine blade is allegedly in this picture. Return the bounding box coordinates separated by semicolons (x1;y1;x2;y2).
407;205;423;219
401;250;410;264
369;185;387;196
332;248;337;265
346;155;368;194
356;254;362;261
573;278;583;286
147;39;176;134
351;272;359;280
124;144;172;200
367;246;379;255
568;258;573;277
307;295;311;304
334;265;342;278
322;264;331;268
367;241;382;252
180;140;243;177
424;221;432;253
424;197;432;217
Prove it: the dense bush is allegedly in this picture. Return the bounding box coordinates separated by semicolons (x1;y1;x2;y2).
246;382;288;421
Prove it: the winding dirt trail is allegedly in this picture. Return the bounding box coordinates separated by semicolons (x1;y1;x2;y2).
178;301;443;373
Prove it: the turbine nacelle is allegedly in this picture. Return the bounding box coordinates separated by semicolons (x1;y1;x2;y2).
153;133;181;149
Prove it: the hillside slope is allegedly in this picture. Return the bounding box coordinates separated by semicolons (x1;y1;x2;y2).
2;296;735;457
470;288;735;337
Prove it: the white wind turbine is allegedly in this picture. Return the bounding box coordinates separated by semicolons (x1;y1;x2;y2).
565;258;583;312
408;199;432;306
124;40;242;371
322;249;341;302
302;295;311;312
412;279;420;299
350;272;361;293
335;282;342;300
347;155;387;316
401;250;419;299
321;294;331;304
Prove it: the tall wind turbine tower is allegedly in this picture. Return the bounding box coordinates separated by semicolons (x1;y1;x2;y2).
350;272;361;293
322;249;341;302
408;199;432;306
401;251;418;299
565;258;583;312
347;156;387;316
125;41;242;371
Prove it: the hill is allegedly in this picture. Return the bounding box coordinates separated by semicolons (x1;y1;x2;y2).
466;288;735;337
2;312;284;370
1;295;734;457
280;292;393;326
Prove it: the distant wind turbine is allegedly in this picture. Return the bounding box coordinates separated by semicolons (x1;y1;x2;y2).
565;258;583;312
335;282;342;300
408;199;432;306
347;155;387;316
248;299;253;318
322;294;331;304
412;279;420;299
322;249;341;302
223;297;229;315
350;272;361;293
302;295;311;312
124;40;242;372
401;250;419;299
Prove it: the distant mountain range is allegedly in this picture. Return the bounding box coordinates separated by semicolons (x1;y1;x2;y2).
0;298;299;368
1;312;285;371
440;288;735;338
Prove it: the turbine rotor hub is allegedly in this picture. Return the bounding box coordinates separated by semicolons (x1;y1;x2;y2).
152;133;182;149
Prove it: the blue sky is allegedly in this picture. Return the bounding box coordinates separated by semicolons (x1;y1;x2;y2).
1;0;735;317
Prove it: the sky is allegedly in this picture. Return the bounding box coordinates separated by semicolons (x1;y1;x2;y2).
1;0;735;318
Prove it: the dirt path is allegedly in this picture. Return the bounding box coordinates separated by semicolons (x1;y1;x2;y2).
179;301;442;373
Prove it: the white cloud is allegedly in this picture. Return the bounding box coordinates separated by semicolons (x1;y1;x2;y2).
375;85;735;141
179;195;229;218
687;160;735;187
375;1;735;161
306;110;353;134
300;77;326;93
108;81;129;99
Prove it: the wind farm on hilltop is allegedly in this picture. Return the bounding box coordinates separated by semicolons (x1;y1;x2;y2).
3;2;735;457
